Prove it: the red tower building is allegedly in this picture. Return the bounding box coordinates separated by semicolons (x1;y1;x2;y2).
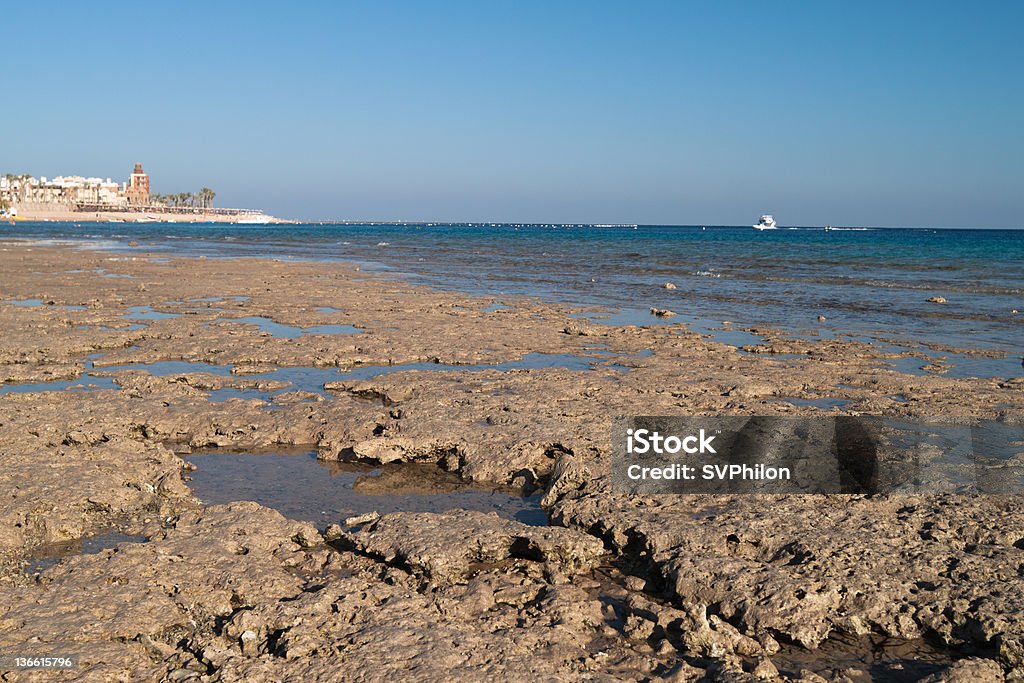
126;163;150;205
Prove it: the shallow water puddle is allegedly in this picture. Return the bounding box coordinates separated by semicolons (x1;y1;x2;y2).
0;360;235;396
779;396;851;410
333;351;629;381
100;359;235;376
89;364;354;401
25;531;147;575
578;308;1018;378
203;366;350;402
163;296;249;306
206;387;293;403
125;305;179;320
196;353;630;401
571;308;678;328
838;334;1018;379
213;316;361;338
879;351;1017;379
4;298;86;310
923;353;1019;379
3;351;642;398
686;319;767;349
0;376;118;395
204;352;640;400
571;308;773;351
184;450;546;528
193;295;249;303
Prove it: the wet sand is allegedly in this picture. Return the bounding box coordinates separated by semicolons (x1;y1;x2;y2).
0;242;1021;681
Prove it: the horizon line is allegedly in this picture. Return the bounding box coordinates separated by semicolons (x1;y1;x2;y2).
287;220;1024;231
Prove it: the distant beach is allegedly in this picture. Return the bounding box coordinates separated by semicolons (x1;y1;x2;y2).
8;207;288;224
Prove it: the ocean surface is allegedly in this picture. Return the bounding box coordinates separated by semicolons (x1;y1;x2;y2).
4;222;1022;377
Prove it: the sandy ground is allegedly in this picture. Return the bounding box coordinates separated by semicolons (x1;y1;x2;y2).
0;243;1021;681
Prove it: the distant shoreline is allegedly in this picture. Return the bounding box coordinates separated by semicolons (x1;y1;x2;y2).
6;207;291;224
3;213;1019;230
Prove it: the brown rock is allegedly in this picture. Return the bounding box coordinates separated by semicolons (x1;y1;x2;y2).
917;657;1004;683
338;510;605;584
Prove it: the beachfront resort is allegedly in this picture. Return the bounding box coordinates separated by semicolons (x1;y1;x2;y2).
0;163;275;223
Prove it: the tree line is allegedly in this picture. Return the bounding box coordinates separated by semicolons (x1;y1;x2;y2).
3;174;217;210
151;188;216;209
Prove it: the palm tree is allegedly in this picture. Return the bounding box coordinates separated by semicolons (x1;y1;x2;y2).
198;187;215;209
17;174;32;202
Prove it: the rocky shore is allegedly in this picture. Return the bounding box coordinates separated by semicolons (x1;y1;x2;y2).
0;243;1021;681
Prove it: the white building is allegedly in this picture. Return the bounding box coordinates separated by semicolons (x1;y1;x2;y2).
0;173;129;207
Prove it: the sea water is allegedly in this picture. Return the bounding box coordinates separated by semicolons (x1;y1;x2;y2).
4;223;1021;376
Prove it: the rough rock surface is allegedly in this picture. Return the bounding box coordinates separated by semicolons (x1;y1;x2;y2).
331;510;605;584
0;244;1020;681
553;487;1024;664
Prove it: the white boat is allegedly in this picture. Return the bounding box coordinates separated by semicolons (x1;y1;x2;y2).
238;214;273;225
753;214;778;230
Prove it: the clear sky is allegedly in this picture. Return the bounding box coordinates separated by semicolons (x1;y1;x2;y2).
4;1;1022;227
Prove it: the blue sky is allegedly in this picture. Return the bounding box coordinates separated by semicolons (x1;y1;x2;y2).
5;1;1022;226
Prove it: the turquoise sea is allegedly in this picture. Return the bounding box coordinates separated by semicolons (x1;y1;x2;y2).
4;223;1022;378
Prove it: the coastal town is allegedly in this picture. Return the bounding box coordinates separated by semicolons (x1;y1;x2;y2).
0;163;278;223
